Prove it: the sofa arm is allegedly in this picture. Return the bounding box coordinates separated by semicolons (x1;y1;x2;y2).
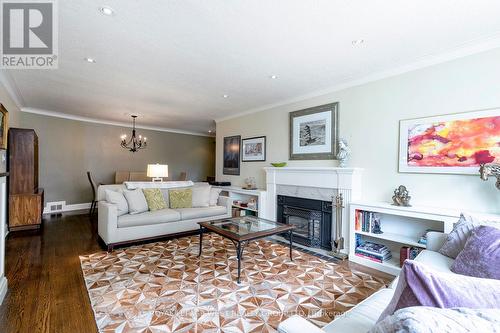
426;231;448;251
98;201;118;246
278;316;325;333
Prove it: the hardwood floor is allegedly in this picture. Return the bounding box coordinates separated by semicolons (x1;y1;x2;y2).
0;211;101;333
0;211;393;333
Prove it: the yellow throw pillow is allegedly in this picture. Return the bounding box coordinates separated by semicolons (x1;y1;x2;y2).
169;188;192;209
142;188;167;211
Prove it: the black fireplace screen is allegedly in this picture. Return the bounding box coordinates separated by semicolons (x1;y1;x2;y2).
277;195;332;250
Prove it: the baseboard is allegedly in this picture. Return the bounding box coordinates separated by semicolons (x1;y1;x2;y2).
0;276;8;305
43;202;92;215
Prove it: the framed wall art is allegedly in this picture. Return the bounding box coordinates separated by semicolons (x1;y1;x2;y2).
223;135;241;175
0;104;8;150
289;102;339;160
399;109;500;174
242;136;266;162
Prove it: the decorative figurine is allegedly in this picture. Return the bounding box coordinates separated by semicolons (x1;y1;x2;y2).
336;139;351;168
392;185;412;207
243;177;257;190
371;215;383;234
479;163;500;190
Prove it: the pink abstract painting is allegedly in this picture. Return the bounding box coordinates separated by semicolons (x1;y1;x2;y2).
407;115;500;167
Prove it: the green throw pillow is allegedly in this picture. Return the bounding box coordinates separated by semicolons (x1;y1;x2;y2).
169;189;192;209
142;188;167;211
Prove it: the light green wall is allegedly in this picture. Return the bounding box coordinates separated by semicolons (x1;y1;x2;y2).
19;112;215;204
216;48;500;214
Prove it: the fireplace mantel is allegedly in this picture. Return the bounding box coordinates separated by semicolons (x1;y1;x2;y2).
264;166;363;254
264;167;362;191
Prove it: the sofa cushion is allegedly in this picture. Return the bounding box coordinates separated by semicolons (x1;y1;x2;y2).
117;209;181;228
451;225;500;279
209;188;222;206
105;189;128;216
439;213;478;259
143;188;168;211
174;206;227;220
169;188;192;209
322;288;394;333
123;189;149;214
371;307;500;333
439;213;500;259
192;185;211;207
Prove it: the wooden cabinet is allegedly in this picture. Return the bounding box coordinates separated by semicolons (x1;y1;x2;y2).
8;128;43;230
9;190;44;229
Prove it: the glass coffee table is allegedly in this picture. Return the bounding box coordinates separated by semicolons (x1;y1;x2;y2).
198;216;295;283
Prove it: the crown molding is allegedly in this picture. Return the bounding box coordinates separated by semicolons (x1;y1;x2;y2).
0;70;25;109
215;34;500;123
21;107;211;137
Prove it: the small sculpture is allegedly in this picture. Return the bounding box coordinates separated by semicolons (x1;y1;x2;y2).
337;139;351;168
479;163;500;190
371;215;383;234
243;177;257;190
392;185;412;207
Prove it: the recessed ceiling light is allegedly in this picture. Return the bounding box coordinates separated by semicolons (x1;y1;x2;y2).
222;94;229;98
352;39;365;46
84;57;96;63
99;6;115;16
208;130;212;133
270;75;278;79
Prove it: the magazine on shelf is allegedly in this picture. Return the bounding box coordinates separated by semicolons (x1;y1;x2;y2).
355;253;383;263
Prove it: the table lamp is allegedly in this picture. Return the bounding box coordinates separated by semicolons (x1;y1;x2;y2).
147;164;168;182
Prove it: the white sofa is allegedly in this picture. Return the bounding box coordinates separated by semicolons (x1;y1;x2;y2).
277;231;456;333
97;184;232;251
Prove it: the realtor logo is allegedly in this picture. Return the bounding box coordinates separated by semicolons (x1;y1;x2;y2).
1;0;58;69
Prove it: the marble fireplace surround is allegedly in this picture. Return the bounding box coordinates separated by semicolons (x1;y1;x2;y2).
264;167;363;254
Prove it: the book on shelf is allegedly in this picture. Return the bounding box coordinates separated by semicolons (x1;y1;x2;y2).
355;241;392;262
354;252;383;263
399;246;422;267
355;210;380;233
355;247;392;259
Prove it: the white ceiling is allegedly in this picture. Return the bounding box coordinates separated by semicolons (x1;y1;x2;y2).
5;0;500;135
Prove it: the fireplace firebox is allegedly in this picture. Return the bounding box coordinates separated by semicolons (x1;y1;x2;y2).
277;195;332;250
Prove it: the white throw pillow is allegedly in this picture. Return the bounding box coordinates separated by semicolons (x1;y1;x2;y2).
105;189;129;216
209;188;222;206
123;189;148;215
192;185;211;207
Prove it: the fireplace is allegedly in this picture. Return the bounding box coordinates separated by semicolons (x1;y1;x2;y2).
277;195;332;250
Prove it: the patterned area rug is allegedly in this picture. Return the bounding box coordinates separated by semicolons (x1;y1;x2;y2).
80;234;389;332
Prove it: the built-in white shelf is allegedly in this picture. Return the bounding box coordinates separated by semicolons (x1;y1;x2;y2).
354;230;426;249
213;186;267;218
232;204;259;213
349;201;461;276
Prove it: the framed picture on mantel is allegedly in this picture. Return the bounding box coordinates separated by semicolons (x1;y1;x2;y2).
289;102;339;160
223;135;241;175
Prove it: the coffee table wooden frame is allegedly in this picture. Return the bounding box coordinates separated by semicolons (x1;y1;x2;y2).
198;218;295;283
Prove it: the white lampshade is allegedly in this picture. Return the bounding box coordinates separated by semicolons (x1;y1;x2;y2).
147;164;169;178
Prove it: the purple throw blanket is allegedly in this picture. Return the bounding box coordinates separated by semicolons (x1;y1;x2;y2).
378;260;500;322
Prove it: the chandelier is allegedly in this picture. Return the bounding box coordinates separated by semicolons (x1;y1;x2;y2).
120;115;147;152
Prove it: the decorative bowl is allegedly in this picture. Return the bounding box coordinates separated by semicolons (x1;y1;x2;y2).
271;162;287;167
